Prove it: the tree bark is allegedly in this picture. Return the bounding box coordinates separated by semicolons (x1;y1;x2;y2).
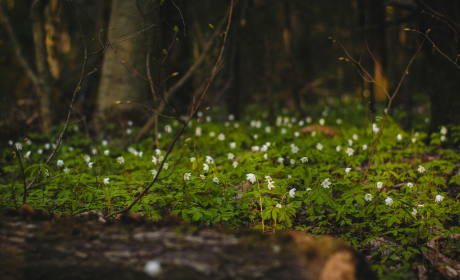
0;215;376;280
96;0;149;118
31;0;54;132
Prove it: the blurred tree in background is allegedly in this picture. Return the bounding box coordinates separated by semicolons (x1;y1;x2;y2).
1;0;459;139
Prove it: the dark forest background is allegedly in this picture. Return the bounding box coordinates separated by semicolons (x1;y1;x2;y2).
1;0;459;140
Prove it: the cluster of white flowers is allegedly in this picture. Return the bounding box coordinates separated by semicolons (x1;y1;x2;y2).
128;147;143;157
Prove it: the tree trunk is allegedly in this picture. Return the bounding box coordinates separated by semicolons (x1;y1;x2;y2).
0;215;376;280
96;0;149;118
31;0;54;132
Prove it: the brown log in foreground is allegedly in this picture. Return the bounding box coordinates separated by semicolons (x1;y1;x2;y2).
0;213;375;280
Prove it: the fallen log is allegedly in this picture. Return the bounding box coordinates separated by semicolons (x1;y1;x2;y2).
0;211;375;280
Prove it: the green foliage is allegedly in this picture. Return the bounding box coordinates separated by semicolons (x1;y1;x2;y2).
1;107;459;278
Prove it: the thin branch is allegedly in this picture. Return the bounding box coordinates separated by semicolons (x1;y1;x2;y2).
171;0;186;36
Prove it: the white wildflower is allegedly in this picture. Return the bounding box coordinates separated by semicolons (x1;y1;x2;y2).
104;150;110;156
205;156;213;164
406;182;413;188
301;157;308;163
218;133;225;141
24;151;31;159
203;164;209;171
152;157;157;164
291;146;299;154
63;167;70;174
252;146;260;152
289;188;296;198
362;144;368;150
230;142;236;149
385;197;394;206
38;149;43;154
377;182;383;189
277;157;284;163
190;157;195;162
435;195;444;202
213;177;219;184
15;142;23;150
126;128;131;134
440;126;447;135
319;118;325;125
84;155;91;163
247;173;256;184
144;260;162;277
411;138;416;143
417;166;425;173
397;134;402;141
45;143;50;149
88;162;94;169
336;119;342;124
316;143;323;150
152;169;158;176
265;126;271;133
57;160;64;167
321;178;331;188
233;161;238;168
290;159;295;165
184;173;191;180
345;168;351;174
346;148;354;156
353;134;358;140
228;114;235;121
209;132;216;137
364;193;373;202
117;157;124;164
306;117;312;123
228;153;234;160
276;204;282;208
104;178;110;184
411;208;417;215
336;145;341;152
163;163;169;170
441;135;446;142
200;174;206;180
102;140;108;146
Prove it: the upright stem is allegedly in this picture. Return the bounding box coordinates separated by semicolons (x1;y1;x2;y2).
257;180;264;233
